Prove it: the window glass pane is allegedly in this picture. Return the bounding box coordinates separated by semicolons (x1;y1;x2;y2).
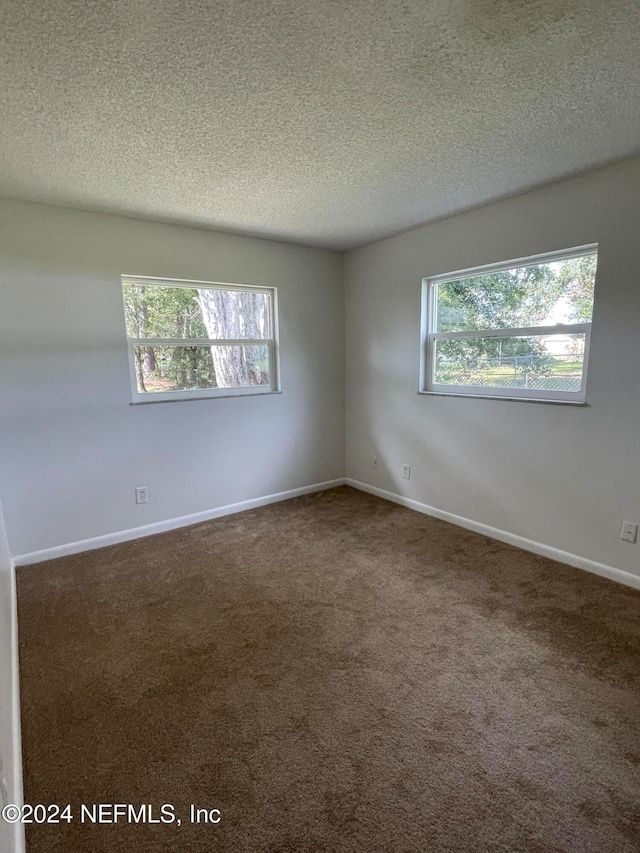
124;284;271;340
198;289;271;340
435;253;597;332
124;285;208;339
433;333;586;393
133;345;270;393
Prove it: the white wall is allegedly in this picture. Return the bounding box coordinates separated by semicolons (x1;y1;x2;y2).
345;158;640;580
0;199;344;557
0;496;23;853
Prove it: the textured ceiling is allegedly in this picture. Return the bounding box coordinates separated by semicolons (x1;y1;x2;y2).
1;0;639;250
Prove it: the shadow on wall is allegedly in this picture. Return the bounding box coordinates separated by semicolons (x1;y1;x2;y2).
360;341;601;549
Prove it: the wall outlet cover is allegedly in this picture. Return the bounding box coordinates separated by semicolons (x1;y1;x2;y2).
620;521;638;543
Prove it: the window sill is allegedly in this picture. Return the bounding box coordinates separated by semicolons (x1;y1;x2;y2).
418;390;588;406
130;390;283;405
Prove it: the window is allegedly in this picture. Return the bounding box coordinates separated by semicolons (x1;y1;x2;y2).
420;245;598;403
122;276;280;402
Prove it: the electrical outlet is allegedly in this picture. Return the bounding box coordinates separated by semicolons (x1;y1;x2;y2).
135;487;148;505
620;521;638;543
371;455;378;468
402;464;411;480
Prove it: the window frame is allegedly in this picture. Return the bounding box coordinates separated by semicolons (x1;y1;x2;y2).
419;244;598;404
122;275;281;404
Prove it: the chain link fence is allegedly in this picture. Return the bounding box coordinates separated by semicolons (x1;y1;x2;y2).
435;353;583;392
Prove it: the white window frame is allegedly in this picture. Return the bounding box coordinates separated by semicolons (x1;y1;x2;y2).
419;244;598;404
122;275;281;403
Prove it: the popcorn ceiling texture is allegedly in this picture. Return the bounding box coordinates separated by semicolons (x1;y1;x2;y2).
1;0;639;249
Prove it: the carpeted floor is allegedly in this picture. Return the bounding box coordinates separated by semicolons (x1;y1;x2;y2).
16;486;640;852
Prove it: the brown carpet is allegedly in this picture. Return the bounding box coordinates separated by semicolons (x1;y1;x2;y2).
16;486;640;852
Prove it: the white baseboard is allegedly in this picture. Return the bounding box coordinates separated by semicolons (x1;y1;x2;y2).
14;479;346;567
7;475;637;853
16;476;638;591
9;560;26;853
347;479;640;592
